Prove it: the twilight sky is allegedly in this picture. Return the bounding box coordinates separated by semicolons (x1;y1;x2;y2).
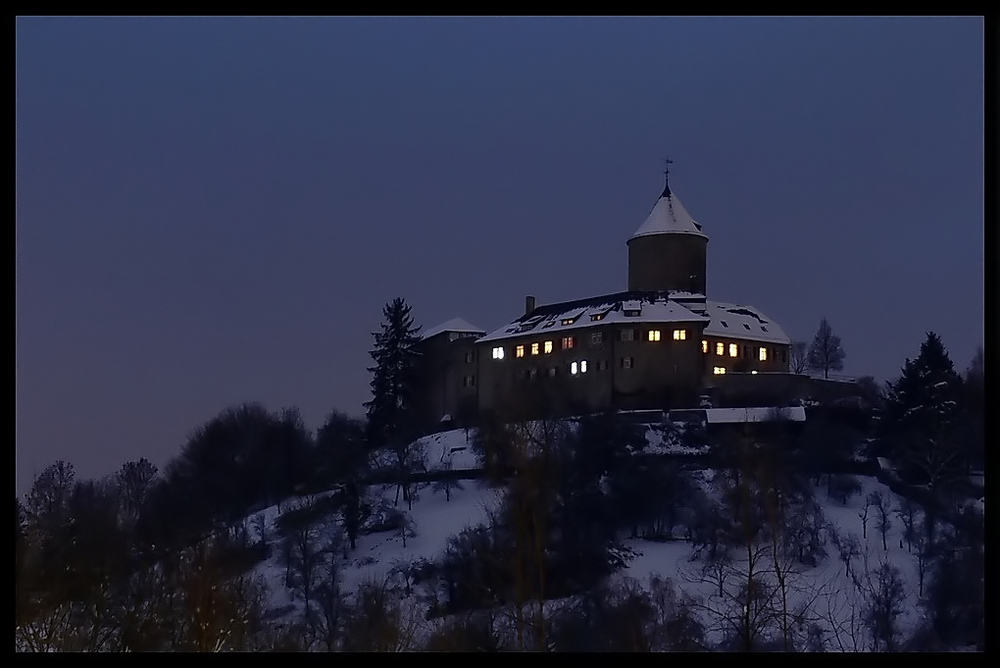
15;16;984;494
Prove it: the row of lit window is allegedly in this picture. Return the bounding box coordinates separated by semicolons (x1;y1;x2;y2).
712;367;763;376
492;329;689;361
701;340;769;361
520;358;625;380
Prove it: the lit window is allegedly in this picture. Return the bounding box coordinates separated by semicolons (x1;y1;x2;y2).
544;340;554;354
516;345;525;358
561;318;574;326
648;330;661;342
561;336;575;350
571;361;578;375
590;314;604;321
713;366;727;375
591;332;603;345
580;360;588;373
672;329;687;341
759;347;768;362
621;329;635;342
492;346;505;360
531;342;540;355
716;342;725;356
729;343;738;358
702;339;708;354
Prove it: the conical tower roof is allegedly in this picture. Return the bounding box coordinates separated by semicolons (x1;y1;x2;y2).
629;166;707;240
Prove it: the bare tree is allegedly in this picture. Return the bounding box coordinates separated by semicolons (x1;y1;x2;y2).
830;529;861;581
870;492;892;551
895;499;920;553
789;340;809;375
858;495;871;539
858;558;907;651
807;318;846;379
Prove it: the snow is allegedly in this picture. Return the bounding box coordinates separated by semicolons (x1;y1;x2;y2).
419;428;480;471
478;294;710;343
420;317;485;341
703;301;790;345
630;192;708;240
704;406;806;424
242;433;974;651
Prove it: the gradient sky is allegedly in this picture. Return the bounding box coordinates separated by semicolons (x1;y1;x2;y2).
15;16;984;494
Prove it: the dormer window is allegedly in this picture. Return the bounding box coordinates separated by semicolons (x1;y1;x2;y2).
743;323;751;330
720;321;729;328
590;314;605;322
624;309;640;317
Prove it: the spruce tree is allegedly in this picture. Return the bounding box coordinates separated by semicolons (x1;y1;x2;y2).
807;318;845;379
879;332;964;490
364;298;423;505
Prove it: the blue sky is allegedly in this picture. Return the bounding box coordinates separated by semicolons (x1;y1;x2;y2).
16;16;984;493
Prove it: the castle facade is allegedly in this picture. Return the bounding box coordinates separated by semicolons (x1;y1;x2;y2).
416;173;792;425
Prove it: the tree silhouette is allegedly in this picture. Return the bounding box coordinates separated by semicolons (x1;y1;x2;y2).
807;318;845;379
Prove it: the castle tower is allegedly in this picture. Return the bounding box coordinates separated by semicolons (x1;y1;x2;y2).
627;164;709;295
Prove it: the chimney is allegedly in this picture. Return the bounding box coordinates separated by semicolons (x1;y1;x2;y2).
524;295;536;316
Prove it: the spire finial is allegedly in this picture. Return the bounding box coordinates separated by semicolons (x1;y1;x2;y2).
661;157;673;198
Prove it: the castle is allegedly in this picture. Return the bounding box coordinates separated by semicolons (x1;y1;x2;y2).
416;169;796;426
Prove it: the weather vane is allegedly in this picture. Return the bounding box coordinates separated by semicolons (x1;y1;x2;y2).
662;156;673;198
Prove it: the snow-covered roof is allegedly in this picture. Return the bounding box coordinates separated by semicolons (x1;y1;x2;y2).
703;302;789;345
477;291;711;344
630;191;707;241
420;317;485;341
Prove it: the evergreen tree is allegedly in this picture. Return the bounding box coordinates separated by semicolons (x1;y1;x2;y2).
364;298;423;505
879;332;965;490
807;318;845;379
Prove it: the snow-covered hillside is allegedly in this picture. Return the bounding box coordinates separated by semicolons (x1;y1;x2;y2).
243;426;971;651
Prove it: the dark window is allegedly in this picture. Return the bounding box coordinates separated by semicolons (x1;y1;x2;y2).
721;320;729;328
743;323;751;330
744;345;750;359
